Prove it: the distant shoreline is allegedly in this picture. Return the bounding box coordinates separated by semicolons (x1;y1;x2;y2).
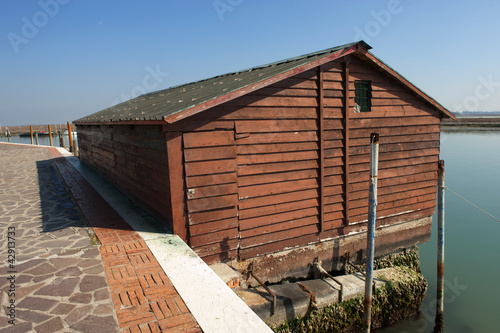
442;116;500;128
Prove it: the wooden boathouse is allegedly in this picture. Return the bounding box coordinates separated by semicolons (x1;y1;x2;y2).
75;41;454;283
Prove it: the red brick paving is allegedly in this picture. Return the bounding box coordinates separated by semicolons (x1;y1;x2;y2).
48;148;202;333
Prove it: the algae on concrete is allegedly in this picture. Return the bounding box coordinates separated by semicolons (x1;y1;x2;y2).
272;266;427;333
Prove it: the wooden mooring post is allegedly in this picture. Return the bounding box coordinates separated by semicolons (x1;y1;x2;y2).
48;125;53;146
30;125;34;145
67;121;73;152
434;160;445;333
364;133;379;333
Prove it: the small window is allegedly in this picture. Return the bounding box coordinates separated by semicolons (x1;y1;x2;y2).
354;80;372;112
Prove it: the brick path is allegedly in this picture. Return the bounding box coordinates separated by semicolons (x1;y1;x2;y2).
0;143;201;332
48;148;202;333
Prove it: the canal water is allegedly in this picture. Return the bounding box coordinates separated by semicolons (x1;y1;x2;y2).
379;128;500;333
0;133;76;148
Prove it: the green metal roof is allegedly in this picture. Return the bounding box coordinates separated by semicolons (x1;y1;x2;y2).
75;41;370;124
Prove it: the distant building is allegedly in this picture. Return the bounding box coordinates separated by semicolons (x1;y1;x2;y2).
75;41;454;283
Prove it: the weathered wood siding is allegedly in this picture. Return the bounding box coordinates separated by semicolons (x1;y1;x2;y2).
183;131;239;263
77;125;172;225
346;56;440;229
175;55;441;262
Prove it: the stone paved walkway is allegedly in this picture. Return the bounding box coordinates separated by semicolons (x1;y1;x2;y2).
0;144;202;333
0;144;118;332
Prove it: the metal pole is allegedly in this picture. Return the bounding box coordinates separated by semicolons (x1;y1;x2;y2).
48;125;53;146
434;160;445;333
364;133;379;333
30;125;34;145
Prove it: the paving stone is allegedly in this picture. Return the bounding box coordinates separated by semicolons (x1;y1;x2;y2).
80;247;101;259
51;303;76;315
15;283;46;300
82;264;105;275
55;267;82;277
15;259;45;272
33;274;55;283
0;322;33;333
15;275;34;285
92;303;114;315
34;317;64;333
64;304;93;326
69;293;92;304
80;275;107;293
16;309;52;323
49;257;80;269
35;277;80;297
24;262;56;276
94;288;111;302
17;297;58;311
70;315;118;333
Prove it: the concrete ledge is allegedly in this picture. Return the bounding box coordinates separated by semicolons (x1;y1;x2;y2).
236;268;399;326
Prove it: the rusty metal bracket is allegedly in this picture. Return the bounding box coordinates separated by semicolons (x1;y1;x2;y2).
249;264;276;316
313;259;343;303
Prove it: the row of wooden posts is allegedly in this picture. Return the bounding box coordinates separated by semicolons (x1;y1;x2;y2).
28;121;77;156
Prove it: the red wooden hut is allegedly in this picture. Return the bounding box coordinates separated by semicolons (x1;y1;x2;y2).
75;41;454;282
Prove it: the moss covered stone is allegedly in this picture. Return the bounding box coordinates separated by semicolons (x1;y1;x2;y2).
272;266;427;333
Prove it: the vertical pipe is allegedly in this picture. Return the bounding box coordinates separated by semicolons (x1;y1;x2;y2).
67;121;73;152
48;125;53;146
434;160;445;333
35;131;39;145
343;58;351;226
318;66;325;233
363;133;379;333
30;125;34;145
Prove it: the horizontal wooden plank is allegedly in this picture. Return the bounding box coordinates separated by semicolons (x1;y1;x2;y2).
238;169;318;187
186;194;238;213
350;116;440;129
350;200;436;223
185;172;237;188
192;239;239;258
240;224;319;249
236;119;318;133
184;146;237;162
237;150;318;165
239;234;318;259
188;206;238;225
324;202;344;214
271;77;317;90
325;166;344;176
186;183;238;200
324;211;344;223
236;131;318;145
239;178;318;200
350;133;440;147
350;125;440;139
349;148;439;165
238;160;319;176
183;131;234;148
184;158;237;176
253;86;318;98
350;187;436;209
240;216;318;239
324;119;344;130
236;141;318;155
349;163;437;182
349;180;437;201
239;188;318;210
239;198;319;220
350;171;437;191
216;107;319;120
189;217;238;237
227;96;319;108
350;194;436;217
239;207;319;231
351;141;439;157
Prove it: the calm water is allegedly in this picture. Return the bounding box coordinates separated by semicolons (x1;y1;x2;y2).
0;133;76;148
379;128;500;333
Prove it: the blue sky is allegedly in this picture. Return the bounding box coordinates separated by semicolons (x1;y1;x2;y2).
1;0;500;125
